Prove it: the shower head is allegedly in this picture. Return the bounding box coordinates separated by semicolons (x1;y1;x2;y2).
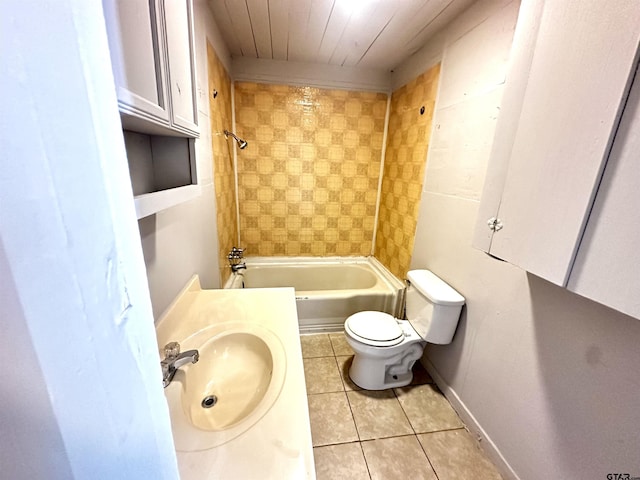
224;130;248;150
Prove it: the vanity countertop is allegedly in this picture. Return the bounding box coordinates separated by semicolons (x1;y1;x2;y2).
156;277;315;479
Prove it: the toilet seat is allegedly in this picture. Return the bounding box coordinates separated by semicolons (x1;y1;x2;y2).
345;311;404;347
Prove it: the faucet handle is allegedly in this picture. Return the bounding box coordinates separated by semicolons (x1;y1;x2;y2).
163;342;180;359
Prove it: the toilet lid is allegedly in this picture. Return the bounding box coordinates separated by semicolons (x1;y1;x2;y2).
346;311;404;346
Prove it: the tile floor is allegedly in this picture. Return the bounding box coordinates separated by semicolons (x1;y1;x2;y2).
301;333;503;480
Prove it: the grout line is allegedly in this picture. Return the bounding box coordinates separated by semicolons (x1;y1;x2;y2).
317;431;436;450
357;440;373;480
392;387;418;435
417;433;441;480
392;387;442;479
312;440;363;449
341;359;372;480
313;439;362;448
327;333;337;357
419;426;467;435
306;389;348;395
332;355;346;393
342;361;362;444
362;432;424;443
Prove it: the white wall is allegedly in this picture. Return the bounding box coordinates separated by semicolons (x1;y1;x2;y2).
141;0;230;319
0;246;73;478
1;0;179;477
402;0;640;479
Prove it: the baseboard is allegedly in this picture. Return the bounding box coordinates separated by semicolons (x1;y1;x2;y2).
421;357;521;480
299;321;345;335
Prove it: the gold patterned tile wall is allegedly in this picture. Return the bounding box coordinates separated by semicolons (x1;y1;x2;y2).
207;43;237;285
234;82;387;256
374;64;441;279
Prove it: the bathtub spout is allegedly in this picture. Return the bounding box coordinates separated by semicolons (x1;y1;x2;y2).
231;262;246;272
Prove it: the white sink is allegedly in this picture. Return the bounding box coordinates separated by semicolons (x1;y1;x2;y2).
155;282;315;479
164;322;287;451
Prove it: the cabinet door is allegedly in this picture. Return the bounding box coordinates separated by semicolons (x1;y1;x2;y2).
473;0;640;286
163;0;198;134
102;0;170;124
567;63;640;319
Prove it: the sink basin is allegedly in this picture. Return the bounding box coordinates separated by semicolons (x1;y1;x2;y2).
183;332;273;430
164;323;286;451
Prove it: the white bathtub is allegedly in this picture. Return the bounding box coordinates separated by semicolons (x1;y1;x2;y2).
225;257;405;333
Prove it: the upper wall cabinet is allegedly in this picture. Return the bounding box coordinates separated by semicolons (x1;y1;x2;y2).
473;0;640;317
567;65;640;319
103;0;198;137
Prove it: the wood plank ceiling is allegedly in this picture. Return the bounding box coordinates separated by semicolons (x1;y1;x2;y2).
209;0;477;71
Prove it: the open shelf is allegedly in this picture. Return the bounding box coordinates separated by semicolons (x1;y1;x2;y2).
134;184;201;219
124;130;199;219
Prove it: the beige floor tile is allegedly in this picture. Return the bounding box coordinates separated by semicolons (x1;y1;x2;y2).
418;429;503;480
395;384;464;433
346;389;413;440
329;332;354;355
300;334;334;358
304;357;344;394
335;355;362;391
307;392;359;446
361;435;437;480
313;442;370;480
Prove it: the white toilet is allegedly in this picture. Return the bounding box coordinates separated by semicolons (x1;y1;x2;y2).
344;269;465;390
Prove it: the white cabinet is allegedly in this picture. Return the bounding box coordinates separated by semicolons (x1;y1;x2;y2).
103;0;198;137
103;0;200;218
164;0;198;132
567;67;640;319
473;0;640;317
102;0;169;125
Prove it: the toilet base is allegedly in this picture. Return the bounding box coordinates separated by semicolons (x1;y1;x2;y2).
347;342;425;390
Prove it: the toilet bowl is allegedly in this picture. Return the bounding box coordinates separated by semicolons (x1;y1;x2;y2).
344;270;465;390
345;311;426;390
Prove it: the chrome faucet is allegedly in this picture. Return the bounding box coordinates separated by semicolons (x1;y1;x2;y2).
228;246;246;272
231;262;246;272
161;342;199;388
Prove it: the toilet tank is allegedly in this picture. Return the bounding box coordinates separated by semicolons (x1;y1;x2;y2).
406;270;465;344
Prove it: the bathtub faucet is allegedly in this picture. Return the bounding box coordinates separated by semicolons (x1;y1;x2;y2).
232;262;246;272
228;247;246;272
161;342;199;388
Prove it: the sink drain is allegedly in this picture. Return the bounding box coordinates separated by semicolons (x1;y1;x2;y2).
201;395;218;408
